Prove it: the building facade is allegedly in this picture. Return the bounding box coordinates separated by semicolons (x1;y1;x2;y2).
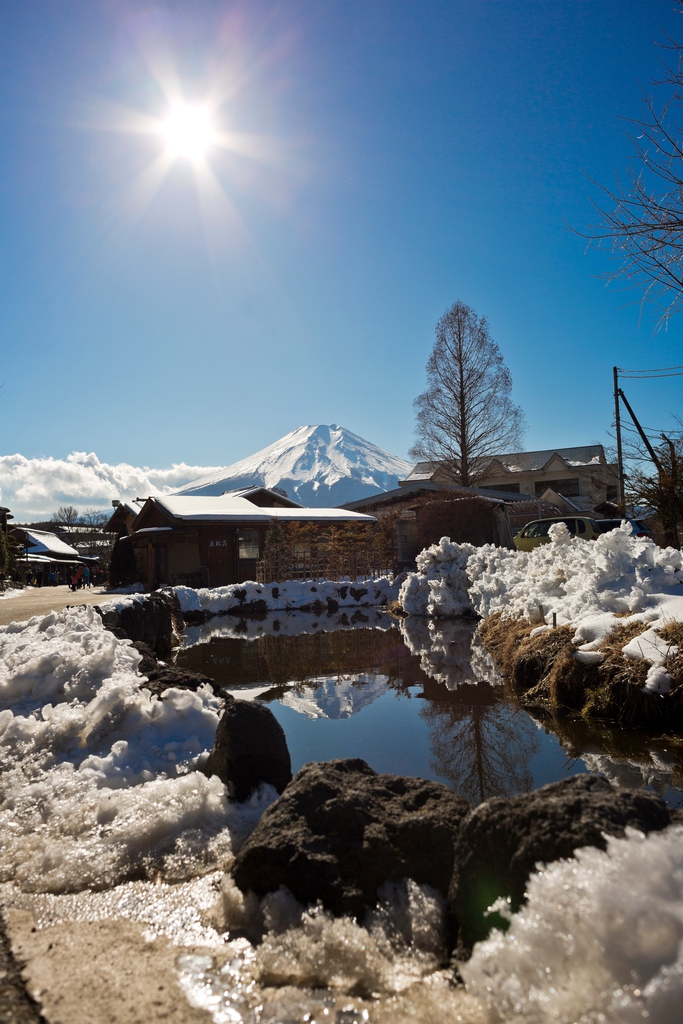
400;445;618;508
126;492;376;589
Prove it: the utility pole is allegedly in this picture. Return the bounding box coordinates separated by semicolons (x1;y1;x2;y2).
613;366;625;509
617;388;663;472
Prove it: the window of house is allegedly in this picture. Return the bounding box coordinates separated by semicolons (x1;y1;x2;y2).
534;478;580;497
238;530;260;560
479;483;520;493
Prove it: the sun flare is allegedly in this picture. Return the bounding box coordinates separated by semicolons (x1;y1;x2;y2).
160;103;216;161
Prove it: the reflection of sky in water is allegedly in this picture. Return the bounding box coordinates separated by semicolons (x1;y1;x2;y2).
177;615;683;808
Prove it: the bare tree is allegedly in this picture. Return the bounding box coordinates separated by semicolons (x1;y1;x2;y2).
409;300;525;486
626;426;683;547
586;20;683;322
80;508;110;527
51;505;80;527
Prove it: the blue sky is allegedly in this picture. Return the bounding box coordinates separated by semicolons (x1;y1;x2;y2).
1;0;682;474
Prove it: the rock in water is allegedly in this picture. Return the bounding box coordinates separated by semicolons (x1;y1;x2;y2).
203;699;292;802
100;591;181;658
231;758;470;918
449;773;672;949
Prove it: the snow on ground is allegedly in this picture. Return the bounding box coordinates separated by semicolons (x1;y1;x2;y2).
0;605;275;893
0;587;25;600
401;523;683;692
400;537;476;619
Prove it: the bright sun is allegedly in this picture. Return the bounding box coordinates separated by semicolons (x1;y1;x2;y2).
161;103;216;161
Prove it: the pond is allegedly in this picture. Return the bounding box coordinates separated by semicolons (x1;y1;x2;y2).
175;611;683;809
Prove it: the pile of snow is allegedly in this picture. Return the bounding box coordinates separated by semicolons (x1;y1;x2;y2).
174;424;413;507
399;536;476;619
0;605;275;892
402;524;683;693
105;582;146;595
463;825;683;1024
0;587;25;601
174;577;399;617
467;522;683;625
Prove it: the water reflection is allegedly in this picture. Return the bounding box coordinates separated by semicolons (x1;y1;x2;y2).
419;684;539;805
175;612;683;807
528;708;683;806
399;617;502;689
279;675;391;720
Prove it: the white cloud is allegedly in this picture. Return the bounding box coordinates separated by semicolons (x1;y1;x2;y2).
0;452;227;521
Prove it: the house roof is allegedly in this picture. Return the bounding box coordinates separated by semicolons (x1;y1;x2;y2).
539;488;594;513
17;529;80;559
401;446;607;483
220;486;303;508
141;494;375;525
341;480;537;510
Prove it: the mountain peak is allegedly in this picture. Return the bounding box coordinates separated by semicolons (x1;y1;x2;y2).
175;425;413;506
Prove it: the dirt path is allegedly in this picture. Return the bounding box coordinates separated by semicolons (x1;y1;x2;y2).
0;585;117;626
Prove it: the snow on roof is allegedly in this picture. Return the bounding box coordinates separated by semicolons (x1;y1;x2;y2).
22;529;80;558
220;486;303;508
483;446;607;473
400;462;441;482
152;494;375;523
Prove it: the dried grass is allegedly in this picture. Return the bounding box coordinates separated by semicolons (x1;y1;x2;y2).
478;613;683;732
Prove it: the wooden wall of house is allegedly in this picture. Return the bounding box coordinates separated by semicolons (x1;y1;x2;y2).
416;497;499;549
132;521;270;587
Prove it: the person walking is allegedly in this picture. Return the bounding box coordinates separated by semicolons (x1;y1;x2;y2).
83;566;90;588
69;570;78;592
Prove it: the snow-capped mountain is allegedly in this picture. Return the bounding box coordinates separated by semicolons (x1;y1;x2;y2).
175;424;413;507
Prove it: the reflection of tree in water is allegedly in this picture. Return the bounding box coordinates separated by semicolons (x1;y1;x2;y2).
421;688;539;804
402;615;539;803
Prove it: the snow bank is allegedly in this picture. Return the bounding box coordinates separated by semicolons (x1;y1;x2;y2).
0;605;276;892
463;825;683;1024
105;583;146;595
398;537;475;618
401;524;683;689
173;577;399;617
467;522;683;625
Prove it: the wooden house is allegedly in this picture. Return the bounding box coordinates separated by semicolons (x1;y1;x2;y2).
129;493;375;589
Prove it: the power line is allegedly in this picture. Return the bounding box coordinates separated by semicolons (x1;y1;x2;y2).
618;363;683;378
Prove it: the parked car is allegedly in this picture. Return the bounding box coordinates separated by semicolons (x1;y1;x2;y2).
593;518;655;540
513;516;600;551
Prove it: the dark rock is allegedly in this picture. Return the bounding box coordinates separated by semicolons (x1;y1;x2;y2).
100;590;183;659
144;664;227;700
129;639;229;699
449;773;672;950
131;641;158;676
232;758;470;919
204;698;292;802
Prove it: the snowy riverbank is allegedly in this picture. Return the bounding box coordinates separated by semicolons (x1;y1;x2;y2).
2;603;683;1023
400;523;683;695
